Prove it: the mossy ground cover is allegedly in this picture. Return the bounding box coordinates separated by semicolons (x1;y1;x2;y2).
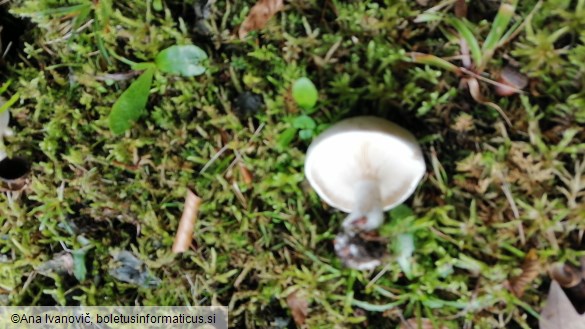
0;0;584;328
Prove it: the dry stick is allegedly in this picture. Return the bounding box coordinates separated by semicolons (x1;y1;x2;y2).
172;189;203;253
199;144;230;174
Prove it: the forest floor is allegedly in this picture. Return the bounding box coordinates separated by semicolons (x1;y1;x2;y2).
0;0;584;328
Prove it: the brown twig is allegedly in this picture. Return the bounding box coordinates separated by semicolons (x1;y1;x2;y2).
172;189;203;253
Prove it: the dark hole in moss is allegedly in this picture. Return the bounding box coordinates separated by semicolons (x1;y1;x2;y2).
0;157;30;180
0;4;30;65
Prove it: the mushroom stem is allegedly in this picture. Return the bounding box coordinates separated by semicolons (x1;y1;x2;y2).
342;179;384;233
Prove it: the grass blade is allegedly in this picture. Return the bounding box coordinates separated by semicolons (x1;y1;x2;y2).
480;2;517;70
448;18;482;68
0;80;12;95
40;3;91;16
408;52;461;74
0;93;20;114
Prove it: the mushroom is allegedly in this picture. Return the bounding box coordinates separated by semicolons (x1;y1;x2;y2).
304;116;426;233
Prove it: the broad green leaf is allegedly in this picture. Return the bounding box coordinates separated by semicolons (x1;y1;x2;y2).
108;68;155;135
155;45;207;77
292;77;319;111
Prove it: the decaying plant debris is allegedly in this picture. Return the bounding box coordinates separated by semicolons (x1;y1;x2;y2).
0;0;583;327
238;0;283;39
172;189;203;253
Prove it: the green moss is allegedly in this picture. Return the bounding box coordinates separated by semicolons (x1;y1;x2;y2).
0;0;583;327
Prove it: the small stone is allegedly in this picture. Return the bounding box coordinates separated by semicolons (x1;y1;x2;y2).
234;91;264;118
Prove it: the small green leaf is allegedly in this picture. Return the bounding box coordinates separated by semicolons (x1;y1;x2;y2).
155;45;208;77
299;129;313;140
292;115;316;130
153;0;163;11
292;77;319;111
394;233;415;279
72;249;87;281
108;68;155;135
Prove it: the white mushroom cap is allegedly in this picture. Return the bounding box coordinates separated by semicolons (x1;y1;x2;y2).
304;116;425;213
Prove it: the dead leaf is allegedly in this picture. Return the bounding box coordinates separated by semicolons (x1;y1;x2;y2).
239;163;253;185
509;249;540;297
286;290;309;327
238;0;284;39
507;142;554;193
539;280;585;329
495;65;528;97
172;189;203;253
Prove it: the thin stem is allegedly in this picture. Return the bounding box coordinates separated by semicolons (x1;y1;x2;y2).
342;179;383;233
